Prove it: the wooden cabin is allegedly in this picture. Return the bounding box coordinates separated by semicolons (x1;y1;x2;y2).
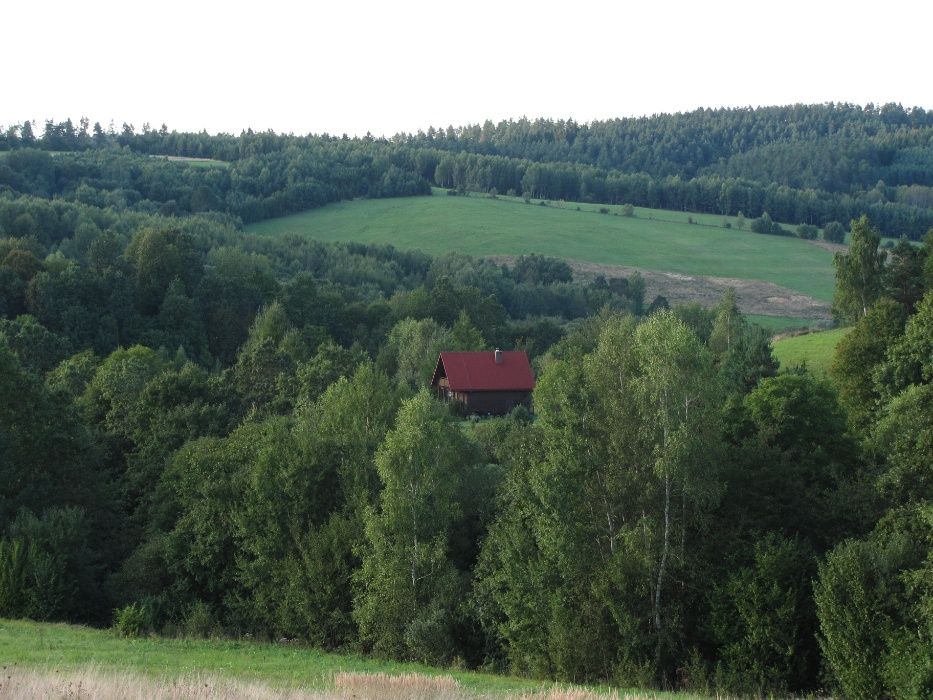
431;349;535;415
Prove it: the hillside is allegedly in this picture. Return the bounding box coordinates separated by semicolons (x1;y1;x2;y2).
247;191;836;321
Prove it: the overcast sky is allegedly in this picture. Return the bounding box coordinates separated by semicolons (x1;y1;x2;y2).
4;0;931;137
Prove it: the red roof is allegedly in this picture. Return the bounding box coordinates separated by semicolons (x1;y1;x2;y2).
432;351;535;392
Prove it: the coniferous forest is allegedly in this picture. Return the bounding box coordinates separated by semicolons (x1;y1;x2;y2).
1;105;932;698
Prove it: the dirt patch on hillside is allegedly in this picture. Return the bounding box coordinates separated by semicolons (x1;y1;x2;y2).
490;256;833;321
806;239;848;254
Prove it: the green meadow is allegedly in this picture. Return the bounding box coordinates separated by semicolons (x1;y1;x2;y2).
247;192;837;303
0;619;703;698
771;327;851;375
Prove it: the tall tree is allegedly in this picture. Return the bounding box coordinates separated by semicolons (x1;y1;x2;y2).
353;391;471;663
832;216;887;323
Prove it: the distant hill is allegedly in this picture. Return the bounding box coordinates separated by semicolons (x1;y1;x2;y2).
5;103;933;238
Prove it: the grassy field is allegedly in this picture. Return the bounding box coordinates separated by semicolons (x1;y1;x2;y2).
0;619;704;699
746;314;829;333
149;155;230;168
772;327;851;375
247;191;837;303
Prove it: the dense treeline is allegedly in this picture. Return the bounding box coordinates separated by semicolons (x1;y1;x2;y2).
0;144;429;224
4;104;933;238
2;114;933;697
405;104;933;187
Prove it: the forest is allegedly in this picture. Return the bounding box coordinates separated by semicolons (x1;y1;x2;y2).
3;103;933;238
1;110;932;698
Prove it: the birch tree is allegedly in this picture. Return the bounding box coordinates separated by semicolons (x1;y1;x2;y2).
476;312;723;682
630;310;722;670
353;390;467;662
832;215;887;323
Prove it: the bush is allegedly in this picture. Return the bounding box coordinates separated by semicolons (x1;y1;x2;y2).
598;207;610;214
621;203;635;217
722;219;732;229
0;507;99;623
750;212;775;234
404;603;455;666
183;600;219;638
823;220;846;243
113;602;151;637
796;223;819;240
712;535;818;694
814;508;933;699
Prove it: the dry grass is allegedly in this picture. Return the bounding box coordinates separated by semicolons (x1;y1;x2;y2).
0;666;682;699
0;666;690;699
0;665;327;699
490;255;832;322
333;671;465;698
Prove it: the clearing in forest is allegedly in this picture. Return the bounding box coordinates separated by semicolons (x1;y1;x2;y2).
771;327;852;375
246;192;837;321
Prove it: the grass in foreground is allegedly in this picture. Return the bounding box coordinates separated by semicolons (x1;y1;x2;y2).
246;191;836;303
0;620;705;699
0;666;644;700
772;327;851;375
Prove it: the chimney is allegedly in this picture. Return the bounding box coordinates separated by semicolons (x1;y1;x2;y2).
494;348;503;364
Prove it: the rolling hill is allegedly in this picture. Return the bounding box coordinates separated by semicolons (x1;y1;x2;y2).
247;191;837;323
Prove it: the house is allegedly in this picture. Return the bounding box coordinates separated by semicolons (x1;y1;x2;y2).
431;349;535;415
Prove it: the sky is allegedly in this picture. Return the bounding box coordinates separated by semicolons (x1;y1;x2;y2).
4;0;932;137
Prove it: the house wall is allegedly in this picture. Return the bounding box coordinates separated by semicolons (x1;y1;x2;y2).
463;390;531;415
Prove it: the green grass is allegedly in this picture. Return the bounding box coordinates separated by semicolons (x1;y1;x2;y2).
772;327;851;375
746;314;822;333
149;155;229;168
0;619;704;698
247;191;837;303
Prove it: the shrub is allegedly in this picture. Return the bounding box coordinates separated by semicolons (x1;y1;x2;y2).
722;219;732;229
404;603;455;666
0;507;98;622
113;602;149;637
0;539;28;617
814;508;933;699
796;223;818;240
621;203;635;217
750;212;775;234
823;220;846;243
183;600;219;638
712;535;818;694
598;207;610;214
